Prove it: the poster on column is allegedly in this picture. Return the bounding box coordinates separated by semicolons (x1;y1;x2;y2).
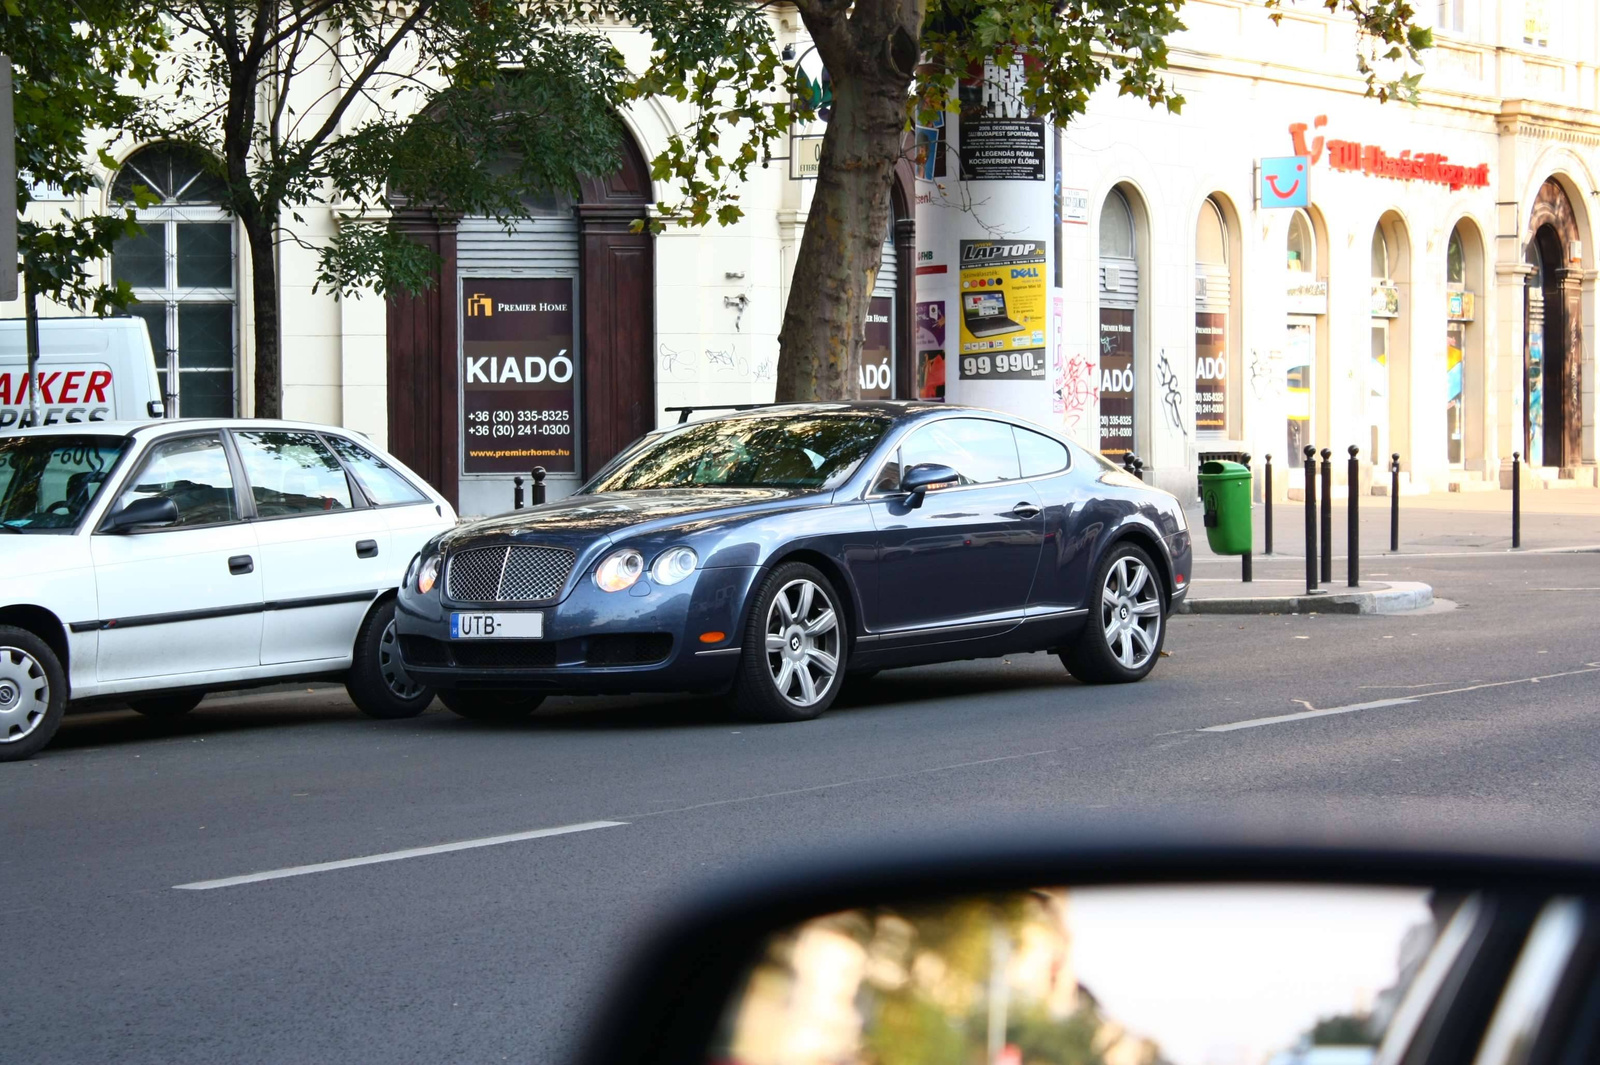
858;296;894;399
1099;307;1135;457
957;239;1047;380
915;301;946;400
957;58;1046;181
461;277;577;474
1194;312;1228;433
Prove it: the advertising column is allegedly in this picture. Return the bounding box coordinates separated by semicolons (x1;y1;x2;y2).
915;56;1060;428
460;277;578;511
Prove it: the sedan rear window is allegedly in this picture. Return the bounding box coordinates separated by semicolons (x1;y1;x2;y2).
588;411;893;492
0;435;126;533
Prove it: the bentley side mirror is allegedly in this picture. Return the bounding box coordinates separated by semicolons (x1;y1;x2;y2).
577;832;1600;1065
104;496;179;533
899;463;959;508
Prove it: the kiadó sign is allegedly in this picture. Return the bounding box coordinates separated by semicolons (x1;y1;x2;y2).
1290;116;1490;192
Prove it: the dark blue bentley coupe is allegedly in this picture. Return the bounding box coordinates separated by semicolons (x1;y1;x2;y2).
394;402;1192;723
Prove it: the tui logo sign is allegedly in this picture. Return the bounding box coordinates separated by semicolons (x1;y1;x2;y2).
1260;156;1310;209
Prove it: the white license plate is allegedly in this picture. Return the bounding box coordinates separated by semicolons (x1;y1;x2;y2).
450;612;544;639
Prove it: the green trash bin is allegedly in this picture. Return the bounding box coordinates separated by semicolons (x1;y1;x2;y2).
1197;460;1253;555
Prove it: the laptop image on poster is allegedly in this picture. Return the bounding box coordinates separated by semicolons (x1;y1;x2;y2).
962;290;1024;338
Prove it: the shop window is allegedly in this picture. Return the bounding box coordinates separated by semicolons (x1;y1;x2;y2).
111;143;238;418
1446;227;1468;465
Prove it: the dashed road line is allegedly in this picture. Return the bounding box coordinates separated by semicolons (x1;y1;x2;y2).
1200;663;1600;733
174;820;627;890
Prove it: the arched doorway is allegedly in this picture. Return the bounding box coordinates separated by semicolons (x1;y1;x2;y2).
1369;212;1411;467
1524;179;1583;468
1194;195;1239;438
1445;221;1485;468
386;128;653;510
1284;207;1328;468
1098;185;1146;459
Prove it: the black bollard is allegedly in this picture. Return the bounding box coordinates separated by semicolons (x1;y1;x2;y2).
1134;457;1146;483
1263;454;1274;555
1390;453;1401;553
1241;454;1252;584
1347;445;1360;587
532;466;548;506
1512;452;1521;549
1303;445;1318;593
513;475;525;510
1319;447;1333;585
1123;452;1137;477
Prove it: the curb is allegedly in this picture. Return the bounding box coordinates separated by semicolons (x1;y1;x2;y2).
1176;581;1435;616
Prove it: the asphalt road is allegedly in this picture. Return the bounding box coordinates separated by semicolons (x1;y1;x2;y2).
5;549;1600;1064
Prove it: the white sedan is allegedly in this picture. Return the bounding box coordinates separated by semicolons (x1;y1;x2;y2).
0;419;456;760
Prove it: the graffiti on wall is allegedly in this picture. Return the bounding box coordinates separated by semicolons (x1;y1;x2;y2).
1158;351;1185;434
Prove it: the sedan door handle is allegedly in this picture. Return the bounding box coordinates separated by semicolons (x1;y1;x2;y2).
1011;503;1042;519
228;554;254;575
355;539;379;559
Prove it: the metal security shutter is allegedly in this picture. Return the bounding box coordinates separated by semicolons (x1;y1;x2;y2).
1099;256;1138;308
1195;263;1230;310
872;235;897;298
457;215;580;273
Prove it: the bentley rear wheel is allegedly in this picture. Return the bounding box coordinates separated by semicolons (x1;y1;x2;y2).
1060;543;1165;684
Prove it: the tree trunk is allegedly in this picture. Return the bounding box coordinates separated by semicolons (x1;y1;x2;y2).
244;219;281;418
776;8;920;403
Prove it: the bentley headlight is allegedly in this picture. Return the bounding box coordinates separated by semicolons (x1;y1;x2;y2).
417;556;441;595
650;546;698;587
594;548;645;592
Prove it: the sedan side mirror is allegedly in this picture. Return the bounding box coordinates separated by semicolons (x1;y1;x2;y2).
104;497;179;533
899;463;959;508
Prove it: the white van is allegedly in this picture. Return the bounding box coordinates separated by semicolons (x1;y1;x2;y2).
0;317;165;429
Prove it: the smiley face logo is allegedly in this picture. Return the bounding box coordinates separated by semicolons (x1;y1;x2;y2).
1260;156;1311;209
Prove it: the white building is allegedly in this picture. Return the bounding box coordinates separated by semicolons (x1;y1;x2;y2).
9;0;1598;510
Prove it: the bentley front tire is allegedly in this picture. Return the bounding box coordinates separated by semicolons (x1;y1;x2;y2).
733;562;847;723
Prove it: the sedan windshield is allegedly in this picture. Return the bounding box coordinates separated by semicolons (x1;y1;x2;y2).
0;435;128;533
589;410;893;492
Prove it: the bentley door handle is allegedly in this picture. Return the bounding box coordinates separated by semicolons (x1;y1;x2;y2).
355;539;379;558
228;554;254;575
1011;503;1042;519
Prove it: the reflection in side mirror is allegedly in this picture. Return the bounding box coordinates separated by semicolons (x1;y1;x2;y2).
105;496;179;533
711;886;1449;1065
900;463;959;508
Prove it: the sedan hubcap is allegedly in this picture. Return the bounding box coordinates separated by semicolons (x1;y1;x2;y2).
1101;557;1161;671
379;621;424;700
764;579;840;707
0;646;50;744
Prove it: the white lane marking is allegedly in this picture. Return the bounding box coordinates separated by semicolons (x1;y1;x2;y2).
174;820;626;891
1200;663;1600;733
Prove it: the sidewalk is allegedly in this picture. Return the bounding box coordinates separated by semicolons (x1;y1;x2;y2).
1177;486;1600;614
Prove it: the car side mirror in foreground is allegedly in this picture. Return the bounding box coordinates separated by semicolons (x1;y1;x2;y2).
577;831;1600;1065
103;496;179;533
899;463;959;507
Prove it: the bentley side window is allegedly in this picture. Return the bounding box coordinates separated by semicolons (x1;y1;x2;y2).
871;451;902;494
899;419;1021;486
1015;427;1071;477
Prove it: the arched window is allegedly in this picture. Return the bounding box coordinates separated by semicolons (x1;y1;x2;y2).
1371;227;1392;279
1447;228;1466;287
111;143;238;417
1196;198;1227;266
1099;189;1135;259
1194;197;1233;436
1286;211;1314;273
